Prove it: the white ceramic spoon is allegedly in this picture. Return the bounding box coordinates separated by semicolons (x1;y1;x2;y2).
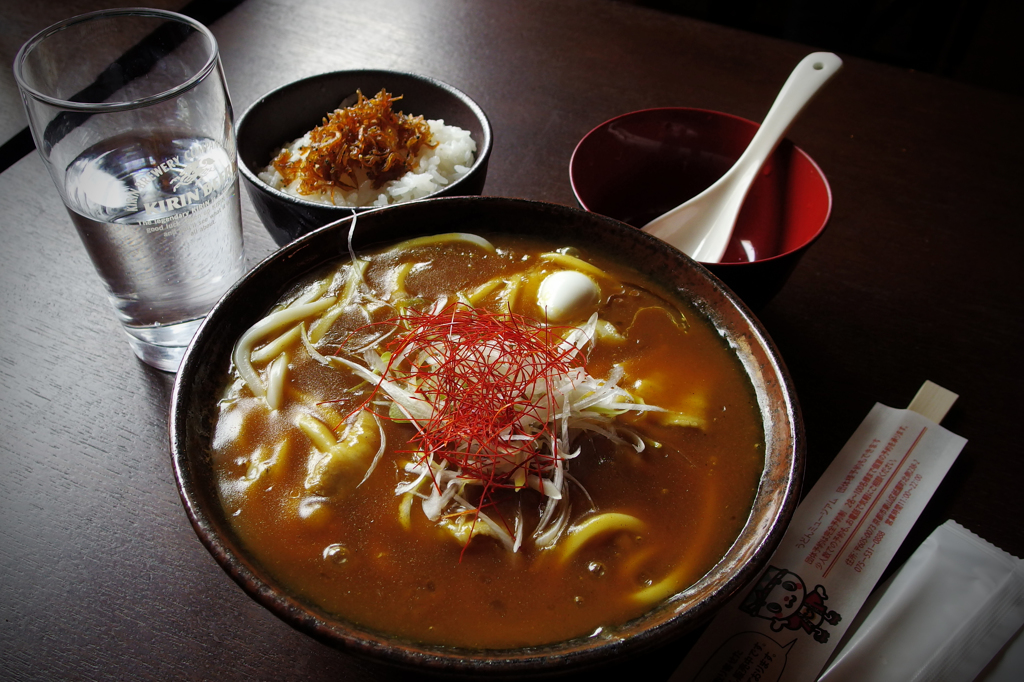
643;52;842;263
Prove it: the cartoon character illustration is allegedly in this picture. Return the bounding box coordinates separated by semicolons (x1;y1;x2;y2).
739;566;842;643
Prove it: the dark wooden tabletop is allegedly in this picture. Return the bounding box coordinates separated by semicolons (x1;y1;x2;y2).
2;1;1021;680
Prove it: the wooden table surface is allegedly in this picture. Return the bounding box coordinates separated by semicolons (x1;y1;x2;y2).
2;1;1021;679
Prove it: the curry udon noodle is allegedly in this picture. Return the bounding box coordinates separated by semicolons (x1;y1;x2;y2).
211;226;764;649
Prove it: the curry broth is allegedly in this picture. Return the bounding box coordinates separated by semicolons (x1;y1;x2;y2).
211;235;763;648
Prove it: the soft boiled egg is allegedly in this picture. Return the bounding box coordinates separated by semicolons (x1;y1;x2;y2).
537;270;601;322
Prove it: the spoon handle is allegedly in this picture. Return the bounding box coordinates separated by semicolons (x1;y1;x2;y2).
734;52;843;180
693;52;842;262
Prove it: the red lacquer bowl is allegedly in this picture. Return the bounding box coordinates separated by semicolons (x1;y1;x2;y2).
570;107;831;309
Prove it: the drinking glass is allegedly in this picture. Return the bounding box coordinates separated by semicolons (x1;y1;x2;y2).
14;8;245;372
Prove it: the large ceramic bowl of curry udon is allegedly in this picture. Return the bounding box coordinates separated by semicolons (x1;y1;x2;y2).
170;196;803;676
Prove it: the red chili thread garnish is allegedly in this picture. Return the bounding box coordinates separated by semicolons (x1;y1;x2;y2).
351;303;588;547
389;304;584;477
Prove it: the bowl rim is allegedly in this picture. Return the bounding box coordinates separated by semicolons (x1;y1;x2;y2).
235;68;494;211
169;196;803;675
569;106;833;265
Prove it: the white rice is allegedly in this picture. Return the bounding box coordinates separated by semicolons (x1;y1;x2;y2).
258;119;476;207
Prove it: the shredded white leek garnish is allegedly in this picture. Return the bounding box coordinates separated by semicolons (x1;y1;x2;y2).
338;307;664;553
